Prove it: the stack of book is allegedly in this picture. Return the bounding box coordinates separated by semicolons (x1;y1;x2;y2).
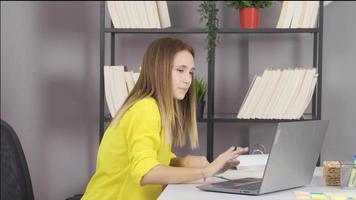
107;1;171;28
104;65;140;117
237;68;318;120
276;1;320;28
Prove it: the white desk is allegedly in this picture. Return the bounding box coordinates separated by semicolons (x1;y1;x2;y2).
158;167;356;200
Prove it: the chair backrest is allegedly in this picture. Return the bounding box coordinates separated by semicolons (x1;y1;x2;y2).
1;119;34;200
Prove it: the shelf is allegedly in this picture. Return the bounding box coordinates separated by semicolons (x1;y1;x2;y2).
104;28;319;34
105;114;209;123
213;113;315;122
186;113;315;124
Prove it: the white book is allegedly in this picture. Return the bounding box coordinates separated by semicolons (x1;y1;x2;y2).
297;1;308;28
238;76;262;119
115;1;130;28
291;1;304;28
104;66;117;117
123;1;139;28
124;71;135;93
269;69;291;119
257;69;282;119
282;1;297;28
144;1;161;28
297;73;318;118
282;68;307;119
281;68;306;119
276;1;289;28
263;69;283;118
156;1;171;28
135;1;150;28
253;69;273;118
251;70;271;118
308;1;320;28
277;69;300;119
246;72;269;119
301;1;313;28
237;76;258;118
290;69;316;118
133;72;140;84
272;69;293;119
111;66;129;113
131;1;144;28
107;1;122;28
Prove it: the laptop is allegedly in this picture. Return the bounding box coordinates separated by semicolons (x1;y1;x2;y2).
197;120;329;195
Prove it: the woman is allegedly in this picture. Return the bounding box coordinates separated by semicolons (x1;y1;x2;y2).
81;37;248;200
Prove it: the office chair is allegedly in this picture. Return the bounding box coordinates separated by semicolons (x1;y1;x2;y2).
1;119;35;200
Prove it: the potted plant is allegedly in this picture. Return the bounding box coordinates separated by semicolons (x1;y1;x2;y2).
195;77;208;119
198;1;219;63
225;1;274;29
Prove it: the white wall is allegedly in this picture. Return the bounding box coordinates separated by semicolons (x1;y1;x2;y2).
1;1;355;200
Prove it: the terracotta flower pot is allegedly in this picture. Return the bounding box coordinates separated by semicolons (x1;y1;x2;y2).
239;8;260;29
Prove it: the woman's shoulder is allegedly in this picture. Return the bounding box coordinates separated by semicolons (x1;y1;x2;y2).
129;96;159;114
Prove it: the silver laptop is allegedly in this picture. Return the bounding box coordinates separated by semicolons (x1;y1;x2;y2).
197;120;329;195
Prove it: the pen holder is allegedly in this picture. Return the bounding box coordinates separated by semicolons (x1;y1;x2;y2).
340;161;356;189
323;161;340;186
323;161;356;188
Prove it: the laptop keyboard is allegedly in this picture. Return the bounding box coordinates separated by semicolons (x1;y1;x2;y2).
238;182;262;190
212;178;262;189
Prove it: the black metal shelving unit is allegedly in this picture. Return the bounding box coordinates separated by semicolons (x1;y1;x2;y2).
99;1;323;162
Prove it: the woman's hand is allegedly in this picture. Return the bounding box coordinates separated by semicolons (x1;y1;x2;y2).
202;146;249;177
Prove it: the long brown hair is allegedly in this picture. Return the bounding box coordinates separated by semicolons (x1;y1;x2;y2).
110;37;198;149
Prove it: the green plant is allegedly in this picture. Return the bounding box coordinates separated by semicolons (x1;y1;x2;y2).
225;1;274;9
195;78;208;103
198;1;219;62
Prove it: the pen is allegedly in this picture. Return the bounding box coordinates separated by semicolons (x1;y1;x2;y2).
233;146;238;170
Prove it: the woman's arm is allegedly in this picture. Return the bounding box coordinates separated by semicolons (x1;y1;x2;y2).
141;165;207;185
170;155;209;168
141;146;248;185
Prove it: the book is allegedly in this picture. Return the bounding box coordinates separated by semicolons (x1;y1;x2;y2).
239;76;262;119
237;76;258;119
290;69;317;118
111;66;128;114
124;71;135;93
308;1;320;28
254;69;280;118
249;70;270;119
114;1;130;28
104;66;117;117
270;69;292;119
237;68;318;119
107;1;171;29
290;1;304;28
107;1;122;28
156;1;171;28
144;1;161;28
282;1;297;28
261;69;282;118
132;72;140;84
135;1;150;28
283;69;307;119
276;1;289;28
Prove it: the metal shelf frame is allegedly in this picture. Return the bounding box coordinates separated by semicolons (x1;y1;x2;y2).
99;1;324;162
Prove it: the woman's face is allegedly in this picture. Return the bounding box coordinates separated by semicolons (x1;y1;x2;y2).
171;50;195;100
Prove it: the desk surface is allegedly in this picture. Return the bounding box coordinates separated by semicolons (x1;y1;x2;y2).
158;167;356;200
